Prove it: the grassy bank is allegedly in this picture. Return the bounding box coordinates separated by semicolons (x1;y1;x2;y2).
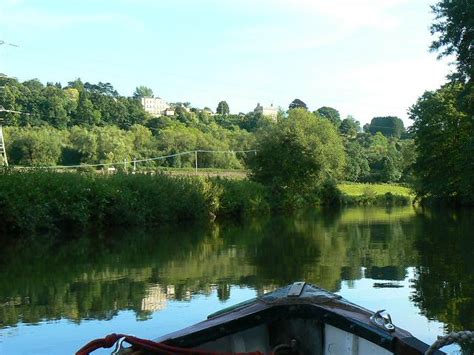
0;171;269;234
338;182;413;206
0;172;415;235
338;183;413;197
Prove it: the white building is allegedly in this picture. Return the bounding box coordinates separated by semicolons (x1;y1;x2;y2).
254;103;278;121
141;97;171;117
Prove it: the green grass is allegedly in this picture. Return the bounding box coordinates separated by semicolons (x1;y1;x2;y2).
0;171;416;235
338;183;413;197
155;167;248;179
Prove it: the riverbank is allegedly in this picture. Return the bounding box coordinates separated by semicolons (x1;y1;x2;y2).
0;171;412;235
338;182;413;206
0;171;269;234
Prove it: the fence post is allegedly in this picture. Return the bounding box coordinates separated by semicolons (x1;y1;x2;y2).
195;150;198;175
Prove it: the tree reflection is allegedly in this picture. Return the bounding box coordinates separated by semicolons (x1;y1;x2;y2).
411;209;474;332
0;207;428;329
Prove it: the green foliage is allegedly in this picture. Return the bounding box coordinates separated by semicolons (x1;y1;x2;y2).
0;171;271;234
0;76;418;191
133;86;154;99
315;106;341;127
341;191;411;206
213;178;270;217
3;124;254;170
5;127;63;166
430;0;474;81
216;101;230;115
343;140;370;182
73;90;101;126
288;98;307;110
0;78;149;128
249;109;346;205
409;0;474;206
339;115;360;137
410;83;474;204
368;116;405;138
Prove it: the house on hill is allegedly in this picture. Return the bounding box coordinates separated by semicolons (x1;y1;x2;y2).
254;103;278;121
140;97;171;117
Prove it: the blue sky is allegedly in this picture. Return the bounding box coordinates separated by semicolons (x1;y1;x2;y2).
0;0;452;125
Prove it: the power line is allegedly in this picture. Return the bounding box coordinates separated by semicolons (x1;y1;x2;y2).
14;149;257;170
0;40;19;48
0;106;30;115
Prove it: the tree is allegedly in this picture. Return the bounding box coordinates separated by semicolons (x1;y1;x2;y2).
289;99;307;111
133;86;154;99
368;116;405;138
409;83;473;204
7;127;63;166
120;97;149;129
84;82;119;97
66;78;84;92
339;115;360;137
344;140;370;182
73;90;101;126
315;106;341;127
216;101;230;115
249;109;346;201
68;126;98;164
95;126;133;165
130;124;153;159
399;139;417;182
430;0;474;82
40;86;70;128
379;156;402;183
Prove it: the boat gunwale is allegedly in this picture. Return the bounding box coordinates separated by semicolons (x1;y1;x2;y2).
156;301;445;354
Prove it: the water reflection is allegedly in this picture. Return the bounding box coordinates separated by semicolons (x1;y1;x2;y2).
410;209;474;334
0;206;473;347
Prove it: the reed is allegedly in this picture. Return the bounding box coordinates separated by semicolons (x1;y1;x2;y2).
0;171;270;234
0;171;412;235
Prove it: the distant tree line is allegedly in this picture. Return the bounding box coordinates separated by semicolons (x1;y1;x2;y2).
0;77;414;184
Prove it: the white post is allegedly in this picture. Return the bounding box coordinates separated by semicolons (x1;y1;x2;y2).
0;124;8;166
195;151;198;174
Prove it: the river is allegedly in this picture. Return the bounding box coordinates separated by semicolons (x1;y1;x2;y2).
0;206;473;354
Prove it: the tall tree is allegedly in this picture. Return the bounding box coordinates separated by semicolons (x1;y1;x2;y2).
133;86;154;99
249;109;345;201
410;83;473;204
430;0;474;82
368;116;405;138
67;78;84;92
216;101;230;115
73;90;101;126
315;106;341;127
288;99;307;111
344;140;370;182
339;115;360;137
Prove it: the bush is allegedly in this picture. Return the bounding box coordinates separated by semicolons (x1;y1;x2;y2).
0;171;272;235
248;109;346;205
213;178;270;217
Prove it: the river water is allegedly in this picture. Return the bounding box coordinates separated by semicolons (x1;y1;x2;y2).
0;207;473;354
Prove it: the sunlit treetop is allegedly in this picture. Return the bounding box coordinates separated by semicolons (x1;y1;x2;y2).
430;0;474;81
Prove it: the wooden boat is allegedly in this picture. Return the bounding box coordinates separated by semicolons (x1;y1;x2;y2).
77;282;445;354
